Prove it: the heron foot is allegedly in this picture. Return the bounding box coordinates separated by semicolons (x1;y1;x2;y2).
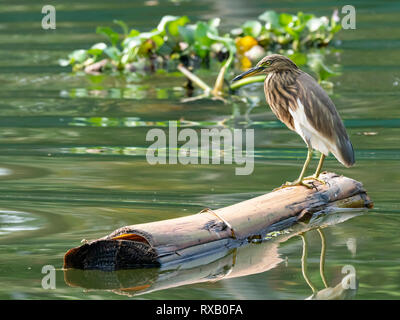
273;179;313;191
303;175;326;185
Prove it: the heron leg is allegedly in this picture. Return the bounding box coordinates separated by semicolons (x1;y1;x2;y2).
275;148;314;190
300;233;318;295
314;153;326;178
297;147;313;182
317;228;329;288
304;153;326;185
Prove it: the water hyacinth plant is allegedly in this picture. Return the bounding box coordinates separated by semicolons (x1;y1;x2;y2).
60;10;342;97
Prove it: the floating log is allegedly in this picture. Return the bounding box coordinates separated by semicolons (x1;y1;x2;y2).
64;209;364;298
63;172;373;270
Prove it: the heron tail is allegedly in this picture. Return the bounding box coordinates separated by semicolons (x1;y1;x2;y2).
333;137;355;168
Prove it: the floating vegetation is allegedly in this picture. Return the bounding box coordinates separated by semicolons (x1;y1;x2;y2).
60;10;342;99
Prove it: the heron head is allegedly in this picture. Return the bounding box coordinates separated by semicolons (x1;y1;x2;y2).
232;54;299;81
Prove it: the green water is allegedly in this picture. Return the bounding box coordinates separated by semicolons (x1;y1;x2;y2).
0;0;399;300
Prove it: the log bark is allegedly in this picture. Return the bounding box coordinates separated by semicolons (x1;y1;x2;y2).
63;172;373;270
63;209;365;297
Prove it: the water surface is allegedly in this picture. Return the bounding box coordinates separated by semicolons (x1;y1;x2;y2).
0;0;399;299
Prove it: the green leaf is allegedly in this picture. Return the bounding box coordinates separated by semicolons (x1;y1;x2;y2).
206;33;236;54
91;42;107;50
157;15;175;32
152;34;164;48
307;17;329;32
206;32;236;68
87;42;107;56
330;24;342;34
128;29;140;37
193;43;209;58
258;10;280;29
194;21;213;47
297;12;315;25
284;26;299;39
121;43;139;63
87;48;103;56
279;13;293;26
104;46;121;61
242;20;262;37
167;16;190;36
113;20;129;35
208;18;220;29
207;18;220;35
157;43;173;56
178;25;195;44
139;30;162;40
68;49;88;63
121;53;131;65
230;27;244;36
96;26;120;47
123;37;142;50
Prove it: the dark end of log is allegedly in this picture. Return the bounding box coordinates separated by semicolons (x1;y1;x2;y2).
64;240;160;270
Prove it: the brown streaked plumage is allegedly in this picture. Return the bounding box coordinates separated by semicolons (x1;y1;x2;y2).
232;54;354;187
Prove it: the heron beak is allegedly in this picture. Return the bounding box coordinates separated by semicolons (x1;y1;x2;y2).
232;66;265;82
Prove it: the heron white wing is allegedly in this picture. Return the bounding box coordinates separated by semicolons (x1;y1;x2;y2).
289;98;337;156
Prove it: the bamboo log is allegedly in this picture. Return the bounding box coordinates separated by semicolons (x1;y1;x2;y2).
63;172;373;270
63;209;365;297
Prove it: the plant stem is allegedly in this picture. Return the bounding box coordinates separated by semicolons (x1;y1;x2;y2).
211;63;227;96
212;53;234;96
229;75;265;91
177;64;211;93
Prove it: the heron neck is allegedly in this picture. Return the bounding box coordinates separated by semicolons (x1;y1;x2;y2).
267;69;301;86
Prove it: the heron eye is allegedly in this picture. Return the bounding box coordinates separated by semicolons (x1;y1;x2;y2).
263;60;272;67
